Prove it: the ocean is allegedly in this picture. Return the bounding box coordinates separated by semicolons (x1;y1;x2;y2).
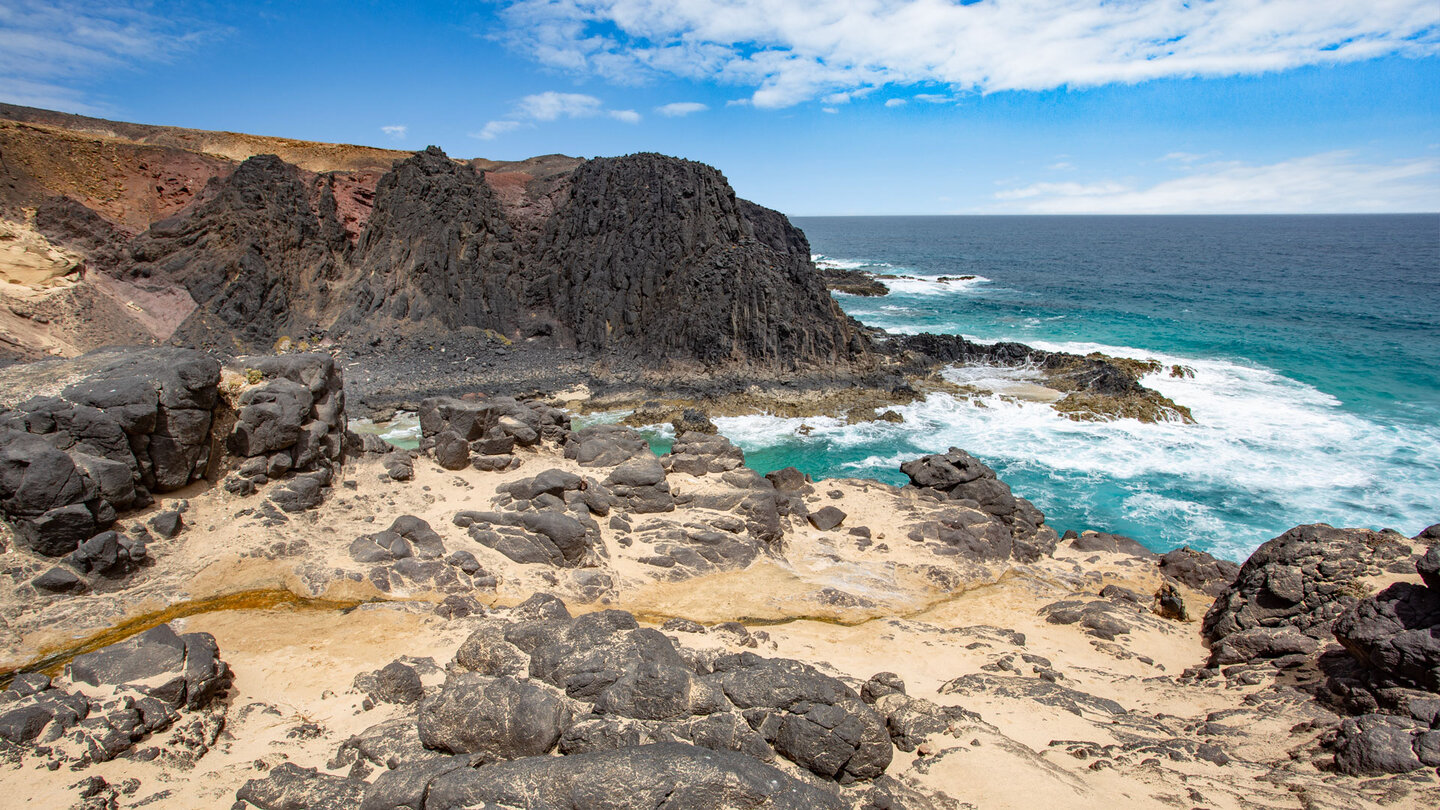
720;215;1440;561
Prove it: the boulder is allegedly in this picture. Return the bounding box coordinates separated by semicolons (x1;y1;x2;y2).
1203;524;1410;648
417;673;570;759
237;762;367;810
1332;580;1440;692
807;506;847;531
1332;714;1431;775
432;430;470;470
712;652;891;781
33;566;86;594
66;623;227;710
1069;531;1155;559
1159;545;1240;597
1208;626;1320;667
374;662;425;705
419;742;846;810
899;447;1058;562
563;425;651;468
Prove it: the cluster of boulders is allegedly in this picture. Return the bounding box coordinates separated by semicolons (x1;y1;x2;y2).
0;348;225;594
899;448;1059;563
349;515;498;595
1181;521;1440;777
220;354;347;513
0;623;228;768
1317;543;1440;774
236;595;957;810
1201;524;1413;670
418;395;570;473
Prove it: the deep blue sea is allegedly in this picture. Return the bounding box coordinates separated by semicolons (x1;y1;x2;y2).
720;215;1440;560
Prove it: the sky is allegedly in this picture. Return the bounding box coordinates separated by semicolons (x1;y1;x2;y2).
1;0;1437;215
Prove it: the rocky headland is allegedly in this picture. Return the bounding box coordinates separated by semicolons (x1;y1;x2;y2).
1;107;1436;809
1;103;1187;425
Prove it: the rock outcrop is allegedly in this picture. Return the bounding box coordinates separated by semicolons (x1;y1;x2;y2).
533;155;861;369
1324;543;1440;725
0;348;220;558
1201;524;1412;668
900;447;1059;563
0;622;228;767
0;346;350;595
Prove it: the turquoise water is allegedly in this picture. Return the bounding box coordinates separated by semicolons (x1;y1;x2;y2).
724;215;1440;560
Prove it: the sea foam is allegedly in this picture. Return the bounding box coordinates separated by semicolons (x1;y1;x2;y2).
716;343;1439;559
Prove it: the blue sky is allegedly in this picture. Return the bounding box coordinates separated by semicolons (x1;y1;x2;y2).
1;0;1437;215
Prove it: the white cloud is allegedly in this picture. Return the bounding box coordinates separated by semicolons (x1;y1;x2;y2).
993;152;1440;213
884;98;906;107
381;125;408;140
515;91;603;121
473;91;639;139
496;1;1440;108
472;120;526;140
821;106;839;114
656;101;708;117
1047;161;1075;171
0;1;215;113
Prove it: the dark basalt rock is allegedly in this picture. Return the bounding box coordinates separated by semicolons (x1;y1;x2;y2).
67;623;227;711
940;673;1127;719
336;146;521;336
713;652;892;781
1208;626;1320;666
148;509;183;539
1332;576;1440;694
1040;600;1133;641
1330;714;1438;775
32;565;85;593
563;424;652;468
0;621;227;765
1159;545;1239;598
534;154;859;369
129;155;348;352
765;466;813;493
899;447;1059;563
671;408;717;435
374;662;425;705
1418;544;1440;591
417;742;846;810
1068;531;1156;559
1202;524;1411;657
237;762;367;810
808;505;847;531
662;431;744;477
417;673;570;759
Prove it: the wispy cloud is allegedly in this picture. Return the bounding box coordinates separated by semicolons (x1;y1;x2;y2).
0;0;217;113
496;1;1440;108
473;91;640;139
656;101;708;117
473;120;524;140
993;152;1440;213
884;98;906;108
381;124;408;140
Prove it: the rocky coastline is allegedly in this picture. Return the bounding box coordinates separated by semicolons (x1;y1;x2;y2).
1;105;1436;809
0;348;1434;809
